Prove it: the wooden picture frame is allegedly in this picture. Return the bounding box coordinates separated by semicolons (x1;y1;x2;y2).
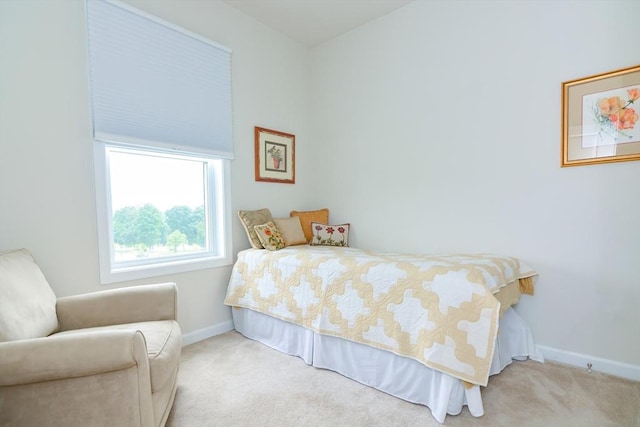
255;126;295;184
562;65;640;167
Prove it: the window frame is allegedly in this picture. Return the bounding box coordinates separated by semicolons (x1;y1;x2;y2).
93;141;232;284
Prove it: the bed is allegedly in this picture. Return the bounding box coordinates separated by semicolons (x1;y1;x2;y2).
224;245;543;423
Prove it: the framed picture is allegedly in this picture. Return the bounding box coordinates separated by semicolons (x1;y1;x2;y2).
254;126;295;184
562;65;640;167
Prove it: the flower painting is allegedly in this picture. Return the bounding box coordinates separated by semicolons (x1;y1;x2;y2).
255;126;295;183
562;65;640;166
582;85;640;148
266;143;285;171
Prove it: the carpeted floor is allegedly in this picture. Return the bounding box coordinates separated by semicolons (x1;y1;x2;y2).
166;331;640;427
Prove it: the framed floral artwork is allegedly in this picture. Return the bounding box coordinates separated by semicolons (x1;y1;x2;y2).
562;65;640;167
254;126;295;183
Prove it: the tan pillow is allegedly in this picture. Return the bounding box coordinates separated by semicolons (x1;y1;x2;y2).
0;249;59;342
290;208;329;242
253;222;285;251
238;208;274;249
273;217;307;246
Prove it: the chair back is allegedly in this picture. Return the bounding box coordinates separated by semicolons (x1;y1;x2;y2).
0;249;59;342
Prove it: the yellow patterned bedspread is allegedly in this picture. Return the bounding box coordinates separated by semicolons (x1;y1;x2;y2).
224;246;537;386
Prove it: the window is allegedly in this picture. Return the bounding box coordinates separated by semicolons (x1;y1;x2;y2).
87;0;233;283
94;145;231;283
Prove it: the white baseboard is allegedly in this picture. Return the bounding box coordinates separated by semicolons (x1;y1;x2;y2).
538;345;640;381
181;320;234;347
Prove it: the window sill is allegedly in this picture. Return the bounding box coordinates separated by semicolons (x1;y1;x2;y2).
99;255;232;284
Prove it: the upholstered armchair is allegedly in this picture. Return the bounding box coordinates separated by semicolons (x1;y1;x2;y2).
0;249;182;427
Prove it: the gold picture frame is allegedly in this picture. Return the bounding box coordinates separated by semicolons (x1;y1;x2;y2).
254;126;295;184
561;65;640;167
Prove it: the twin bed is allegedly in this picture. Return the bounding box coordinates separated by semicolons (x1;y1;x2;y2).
224;245;543;423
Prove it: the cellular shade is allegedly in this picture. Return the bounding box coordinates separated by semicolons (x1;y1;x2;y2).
87;0;233;158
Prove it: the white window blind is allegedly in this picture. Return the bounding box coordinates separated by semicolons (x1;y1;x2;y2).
86;0;233;158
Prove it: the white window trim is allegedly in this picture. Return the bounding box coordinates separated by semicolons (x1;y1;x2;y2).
93;141;232;284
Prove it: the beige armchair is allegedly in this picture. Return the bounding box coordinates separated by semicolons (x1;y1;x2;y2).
0;249;182;427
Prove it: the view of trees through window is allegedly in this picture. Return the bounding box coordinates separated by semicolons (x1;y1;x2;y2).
107;147;209;263
113;204;206;261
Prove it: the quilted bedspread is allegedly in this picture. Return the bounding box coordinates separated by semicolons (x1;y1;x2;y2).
224;246;537;386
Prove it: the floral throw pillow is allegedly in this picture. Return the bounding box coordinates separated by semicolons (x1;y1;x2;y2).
310;222;349;247
253;222;285;251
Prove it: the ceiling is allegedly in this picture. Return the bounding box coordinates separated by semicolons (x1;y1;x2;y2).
222;0;414;47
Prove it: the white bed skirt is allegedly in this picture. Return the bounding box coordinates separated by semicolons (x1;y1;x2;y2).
232;307;543;424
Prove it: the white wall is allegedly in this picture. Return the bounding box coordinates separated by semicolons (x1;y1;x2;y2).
309;0;640;368
0;0;312;338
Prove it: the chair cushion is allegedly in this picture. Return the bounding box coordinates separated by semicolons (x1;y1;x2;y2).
53;320;181;392
0;249;59;342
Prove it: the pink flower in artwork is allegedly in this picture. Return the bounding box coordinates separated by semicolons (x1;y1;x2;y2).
618;107;638;130
594;85;640;141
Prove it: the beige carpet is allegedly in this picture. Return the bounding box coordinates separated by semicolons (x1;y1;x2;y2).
166;331;640;427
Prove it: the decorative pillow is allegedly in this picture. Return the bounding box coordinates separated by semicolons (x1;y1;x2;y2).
253;222;286;251
290;208;329;242
310;222;350;247
273;217;307;246
238;208;274;249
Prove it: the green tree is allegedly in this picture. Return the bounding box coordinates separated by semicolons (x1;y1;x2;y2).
165;205;206;246
135;204;165;248
191;206;206;246
165;205;194;241
113;206;138;245
166;230;188;252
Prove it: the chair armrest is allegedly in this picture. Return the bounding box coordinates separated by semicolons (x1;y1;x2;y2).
56;282;178;331
0;331;156;427
0;330;149;386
